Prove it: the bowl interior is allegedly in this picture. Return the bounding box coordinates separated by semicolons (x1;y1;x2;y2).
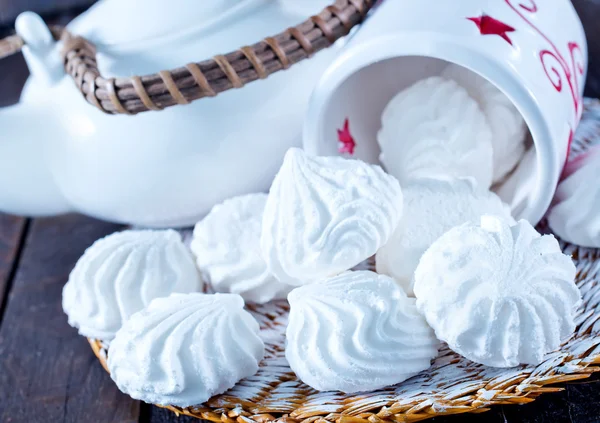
306;55;537;219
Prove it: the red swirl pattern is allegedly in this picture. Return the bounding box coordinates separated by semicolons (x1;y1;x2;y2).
517;1;537;13
505;0;585;132
540;50;564;92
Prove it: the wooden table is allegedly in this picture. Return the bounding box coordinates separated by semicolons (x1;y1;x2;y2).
1;2;600;422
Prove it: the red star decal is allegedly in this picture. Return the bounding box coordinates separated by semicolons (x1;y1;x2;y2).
337;118;356;155
467;14;516;46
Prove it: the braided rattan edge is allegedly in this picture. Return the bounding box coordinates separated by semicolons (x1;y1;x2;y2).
0;0;373;115
88;246;600;423
88;334;600;423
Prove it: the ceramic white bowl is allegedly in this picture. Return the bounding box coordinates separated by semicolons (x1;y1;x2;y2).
303;0;588;224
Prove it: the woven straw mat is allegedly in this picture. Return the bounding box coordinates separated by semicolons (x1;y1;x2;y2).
89;98;600;422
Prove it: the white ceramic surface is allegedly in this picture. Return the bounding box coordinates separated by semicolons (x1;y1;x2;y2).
0;0;338;227
304;0;588;224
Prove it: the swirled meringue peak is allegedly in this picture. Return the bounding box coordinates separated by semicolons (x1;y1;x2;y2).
548;146;600;248
62;229;201;340
442;64;527;183
261;148;403;286
286;271;439;393
377;76;493;188
376;177;513;296
191;193;291;303
414;215;580;368
108;293;264;407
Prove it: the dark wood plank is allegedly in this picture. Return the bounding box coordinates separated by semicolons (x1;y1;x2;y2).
502;392;573;423
0;214;138;423
0;0;97;28
0;53;28;108
565;380;600;423
142;404;196;423
0;214;27;315
430;409;506;423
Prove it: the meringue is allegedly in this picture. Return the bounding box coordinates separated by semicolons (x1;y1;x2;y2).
262;148;403;286
376;177;513;296
414;215;580;368
286;271;439;393
495;147;537;217
191;193;291;303
62;230;201;340
377;76;493;188
108;293;264;406
548;146;600;247
442;64;527;183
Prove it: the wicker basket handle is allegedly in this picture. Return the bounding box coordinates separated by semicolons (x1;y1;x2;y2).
0;0;373;115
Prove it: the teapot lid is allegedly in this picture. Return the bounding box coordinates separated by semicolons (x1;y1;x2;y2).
66;0;273;47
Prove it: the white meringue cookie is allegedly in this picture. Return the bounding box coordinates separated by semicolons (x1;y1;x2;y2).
376;178;513;296
495;147;537;217
414;215;580;368
191;193;291;303
548;146;600;247
62;230;201;340
262;148;403;286
286;271;439;393
377;76;493;188
442;64;528;183
108;293;264;407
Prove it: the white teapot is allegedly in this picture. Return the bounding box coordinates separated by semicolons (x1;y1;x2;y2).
0;0;354;227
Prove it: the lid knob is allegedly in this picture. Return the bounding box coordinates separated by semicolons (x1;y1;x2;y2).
16;12;64;85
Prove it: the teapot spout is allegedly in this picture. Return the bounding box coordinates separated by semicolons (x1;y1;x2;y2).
15;12;64;86
0;103;71;216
